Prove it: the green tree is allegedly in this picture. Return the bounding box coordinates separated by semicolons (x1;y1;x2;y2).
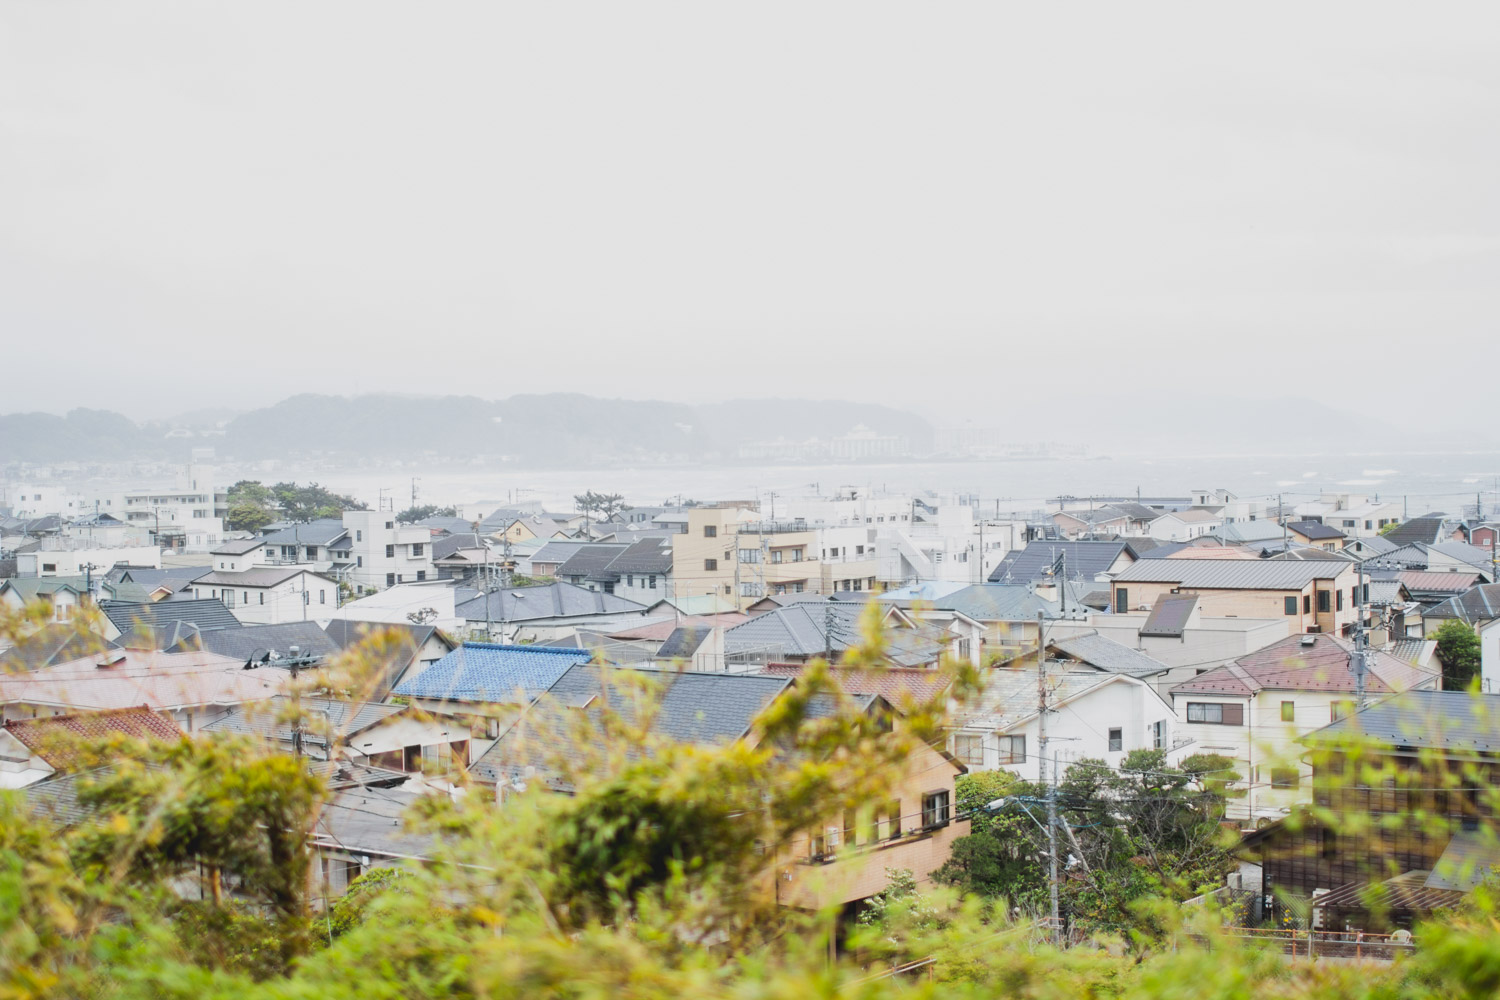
1435;619;1483;689
395;504;455;524
574;490;627;533
226;480;278;531
270;482;366;522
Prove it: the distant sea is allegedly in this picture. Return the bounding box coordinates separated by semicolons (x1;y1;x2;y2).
272;450;1500;519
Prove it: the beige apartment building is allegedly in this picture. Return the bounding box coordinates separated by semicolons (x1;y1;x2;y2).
671;503;758;605
1110;559;1362;636
734;520;882;605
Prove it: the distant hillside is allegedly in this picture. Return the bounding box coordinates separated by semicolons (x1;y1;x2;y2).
0;393;936;468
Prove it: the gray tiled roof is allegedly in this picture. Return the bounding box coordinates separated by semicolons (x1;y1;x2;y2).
392;642;594;704
725;603;949;668
314;784;435;860
906;583;1058;622
555;543;630;581
1288;520;1346;541
1382;515;1453;548
988;540;1140;583
454;582;646;623
1344;535;1400;560
1049;631;1172;677
958;668;1111;732
192;567;335;589
0;626;118;672
1423;584;1500;624
432;533;487;561
529;540;593;566
657;624;712;659
210;537;266;556
259;519;350;547
1112;558;1348;590
101;598;241;635
1306;689;1500;752
602;538;673;576
471;664;791;787
195;622;342;662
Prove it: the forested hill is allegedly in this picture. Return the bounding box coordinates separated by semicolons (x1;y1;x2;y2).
0;394;934;467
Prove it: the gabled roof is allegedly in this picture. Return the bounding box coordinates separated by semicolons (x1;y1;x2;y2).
761;662;953;706
1169;633;1436;698
322;618;445;653
529;540;594;566
191;567;335;589
415;515;478;535
1426;830;1500;892
0;577;87;601
0;649;291;713
988;540;1141;583
1112;558;1349;590
108;565;211;589
1397;571;1480;597
1344;535;1400;560
259;519;349;547
1428;541;1497;573
956;667;1122;733
894;583;1058;622
554;543;630;581
602;538;673;576
454;582;647;624
432;533;488;561
101;598;241;635
724;602;950;668
1365;579;1411;605
1048;631;1172;678
3;706;182;769
1215;521;1290;545
210;537;266;556
1287;520;1345;541
193;622;342;662
656;624;713;659
470;664;792;787
391;642;595;704
0;625;118;672
1382;515;1453;548
1423;583;1500;624
1305;690;1500;752
1138;594;1198;638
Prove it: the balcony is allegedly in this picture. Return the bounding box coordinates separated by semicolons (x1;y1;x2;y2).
738;520;817;535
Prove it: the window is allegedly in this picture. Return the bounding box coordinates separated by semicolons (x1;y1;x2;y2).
1115;588;1129;614
319;589;327;604
843;809;858;848
412;543;424;556
855;544;865;555
1271;767;1300;789
997;735;1026;765
704;558;717;571
386;545;395;558
791;582;805;593
921;791;951;830
738;548;761;564
1365;520;1373;530
259;593;264;605
953;734;984;766
385;521;394;529
648;575;657;589
415;571;426;582
887;800;902;839
1186;702;1243;725
1153;719;1165;749
356;530;362;542
1317;590;1331;613
42;563;56;573
1284;596;1298;616
223;591;236;608
1303;594;1311;614
386;573;396;586
1281;701;1295;722
1108;728;1123;752
1331;700;1355;722
771;550;783;564
1336;589;1343;611
703;525;717;538
357;556;363;567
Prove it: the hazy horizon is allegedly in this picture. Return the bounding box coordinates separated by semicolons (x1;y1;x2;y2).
4;3;1498;428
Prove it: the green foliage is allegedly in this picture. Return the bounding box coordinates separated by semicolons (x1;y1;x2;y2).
395;504;455;524
1379;521;1400;536
326;867;414;938
225;479;366;528
573;490;628;526
1435;619;1483;689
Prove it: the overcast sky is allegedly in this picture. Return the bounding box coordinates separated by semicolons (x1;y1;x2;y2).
2;3;1496;427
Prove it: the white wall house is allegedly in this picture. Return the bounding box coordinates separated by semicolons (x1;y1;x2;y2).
191;568;338;625
15;541;162;578
950;668;1177;782
1481;618;1500;694
209;538;269;573
2;484;87;519
1147;509;1224;541
105;464;227;552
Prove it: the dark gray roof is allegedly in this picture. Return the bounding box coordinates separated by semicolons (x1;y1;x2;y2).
108;566;211;590
1288;520;1346;541
1423;584;1500;625
210;537;267;556
1138;594;1198;638
454;582;647;623
1429;541;1497;573
194;622;342;662
602;538;673;576
1383;515;1453;548
529;540;593;566
1306;690;1500;753
903;583;1058;622
1426;830;1500;892
392;642;595;704
554;543;630;581
657;624;712;659
259;519;350;547
1112;558;1349;590
323;619;442;652
432;533;487;561
988;540;1140;583
1049;631;1172;678
101;598;241;635
471;664;791;787
415;515;477;535
313;784;435;860
0;626;118;672
1344;535;1400;560
193;567;334;588
725;602;949;668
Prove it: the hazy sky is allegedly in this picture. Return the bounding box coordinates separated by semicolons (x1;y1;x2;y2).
3;4;1497;426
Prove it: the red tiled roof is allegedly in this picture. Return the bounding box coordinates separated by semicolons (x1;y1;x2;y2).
761;663;952;706
4;706;183;769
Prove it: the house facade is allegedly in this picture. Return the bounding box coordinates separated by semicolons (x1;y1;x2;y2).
1110;558;1361;636
191;568;339;625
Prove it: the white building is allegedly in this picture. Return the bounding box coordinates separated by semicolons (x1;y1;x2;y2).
877;503;1023;585
1147;508;1224;541
190;567;339;625
342;510;433;592
1483;618;1500;694
209;537;269;573
91;463;227;552
14;539;162;578
1;484;87;519
950;666;1177;782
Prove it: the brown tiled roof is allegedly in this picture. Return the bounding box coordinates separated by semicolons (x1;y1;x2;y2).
4;706;183;769
761;663;952;706
1169;633;1436;697
1398;571;1481;595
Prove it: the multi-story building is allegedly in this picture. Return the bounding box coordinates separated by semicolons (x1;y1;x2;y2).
671;504;756;605
91;464;228;552
342;510;433;593
876;504;1023;587
1110;558;1362;636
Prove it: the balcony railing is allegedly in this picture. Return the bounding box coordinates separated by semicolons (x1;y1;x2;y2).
738;521;816;535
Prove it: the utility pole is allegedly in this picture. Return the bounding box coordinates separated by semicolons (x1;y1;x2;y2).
289;648;303;759
1036;610;1060;946
412;477;420;512
1354;560;1368;709
1280;494;1288;553
825;603;835;661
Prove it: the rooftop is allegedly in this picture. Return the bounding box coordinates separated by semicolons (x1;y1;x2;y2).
391;642;595;704
1112;558;1350;590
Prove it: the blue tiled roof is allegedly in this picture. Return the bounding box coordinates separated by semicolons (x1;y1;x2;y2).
391;643;594;704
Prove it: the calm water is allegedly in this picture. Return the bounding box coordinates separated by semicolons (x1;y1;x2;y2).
284;449;1500;519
